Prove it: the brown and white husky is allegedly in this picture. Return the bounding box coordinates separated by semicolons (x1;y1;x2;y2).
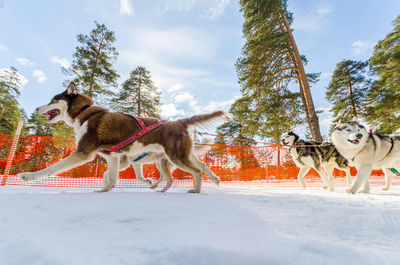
18;82;229;193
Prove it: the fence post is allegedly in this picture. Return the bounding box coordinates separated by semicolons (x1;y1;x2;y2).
1;120;23;186
277;145;281;168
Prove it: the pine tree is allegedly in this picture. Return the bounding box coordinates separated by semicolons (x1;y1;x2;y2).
0;67;22;119
365;15;400;133
236;0;322;141
113;66;161;118
0;67;23;134
25;112;54;136
65;21;119;102
326;60;370;123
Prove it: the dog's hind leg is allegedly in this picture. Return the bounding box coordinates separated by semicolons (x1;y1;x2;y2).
382;168;394;191
323;164;335;191
297;167;309;190
132;163;153;186
169;157;203;193
158;159;173;193
190;154;220;185
97;156;120;192
315;166;334;191
150;162;165;190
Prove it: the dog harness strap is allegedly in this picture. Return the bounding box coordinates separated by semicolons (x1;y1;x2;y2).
296;147;306;165
380;138;394;161
104;117;165;153
324;145;336;160
132;152;150;162
73;105;91;121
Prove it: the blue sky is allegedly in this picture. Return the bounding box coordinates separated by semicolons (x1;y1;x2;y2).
0;0;399;139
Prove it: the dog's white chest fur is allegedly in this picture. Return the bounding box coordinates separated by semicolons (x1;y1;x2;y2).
75;122;88;146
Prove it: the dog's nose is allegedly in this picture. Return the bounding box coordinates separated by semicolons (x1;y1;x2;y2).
35;107;39;113
356;133;362;139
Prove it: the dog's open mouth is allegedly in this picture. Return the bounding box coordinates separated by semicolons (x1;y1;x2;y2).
347;139;360;145
44;109;60;121
281;140;288;146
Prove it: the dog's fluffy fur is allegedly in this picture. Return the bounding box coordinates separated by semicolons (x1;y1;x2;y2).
18;83;229;193
331;121;400;194
280;132;351;191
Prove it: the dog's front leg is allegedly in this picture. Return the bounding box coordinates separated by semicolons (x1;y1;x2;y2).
346;165;372;194
97;156;120;192
18;152;95;182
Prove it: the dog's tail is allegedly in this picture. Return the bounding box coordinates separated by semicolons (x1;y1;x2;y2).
181;111;231;130
194;140;212;156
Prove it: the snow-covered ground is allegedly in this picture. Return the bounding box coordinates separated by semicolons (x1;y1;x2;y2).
1;186;400;265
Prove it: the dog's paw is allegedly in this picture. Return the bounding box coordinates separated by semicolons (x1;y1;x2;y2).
345;188;355;194
187;188;200;194
382;187;390;191
150;183;158;190
143;178;153;186
358;188;370;194
211;177;220;186
18;172;37;182
322;185;328;190
95;186;114;192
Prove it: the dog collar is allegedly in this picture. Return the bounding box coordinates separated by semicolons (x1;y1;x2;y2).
73;105;91;121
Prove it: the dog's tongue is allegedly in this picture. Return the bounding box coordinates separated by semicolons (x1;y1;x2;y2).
353;139;360;144
46;109;60;120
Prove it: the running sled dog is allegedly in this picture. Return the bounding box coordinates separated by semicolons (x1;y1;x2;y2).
280;132;351;191
18;83;228;193
331;121;400;194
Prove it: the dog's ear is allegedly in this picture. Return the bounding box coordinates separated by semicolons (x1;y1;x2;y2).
66;82;78;95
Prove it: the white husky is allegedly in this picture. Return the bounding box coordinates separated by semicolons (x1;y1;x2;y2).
331;121;400;194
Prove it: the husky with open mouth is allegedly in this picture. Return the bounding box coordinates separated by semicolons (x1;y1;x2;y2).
280;132;351;191
18;82;229;193
331;121;400;194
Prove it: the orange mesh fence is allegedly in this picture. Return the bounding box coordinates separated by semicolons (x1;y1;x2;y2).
0;133;397;189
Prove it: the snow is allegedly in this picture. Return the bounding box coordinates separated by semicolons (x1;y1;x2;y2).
1;186;400;265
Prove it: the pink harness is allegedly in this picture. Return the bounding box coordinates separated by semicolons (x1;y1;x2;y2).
104;116;164;153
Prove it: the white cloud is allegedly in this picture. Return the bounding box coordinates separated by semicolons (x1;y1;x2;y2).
33;70;47;83
51;56;70;69
15;57;34;66
120;0;134;16
292;1;332;32
161;103;186;118
320;72;332;79
167;83;183;93
351;40;374;55
161;0;230;19
190;97;236;114
129;27;217;60
317;2;332;15
0;68;28;86
174;91;194;103
0;43;7;51
202;0;231;20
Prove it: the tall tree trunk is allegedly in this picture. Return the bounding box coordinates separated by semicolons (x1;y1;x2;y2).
281;14;322;142
346;66;358;118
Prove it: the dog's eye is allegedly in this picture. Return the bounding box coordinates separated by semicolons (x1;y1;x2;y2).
346;129;351;132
